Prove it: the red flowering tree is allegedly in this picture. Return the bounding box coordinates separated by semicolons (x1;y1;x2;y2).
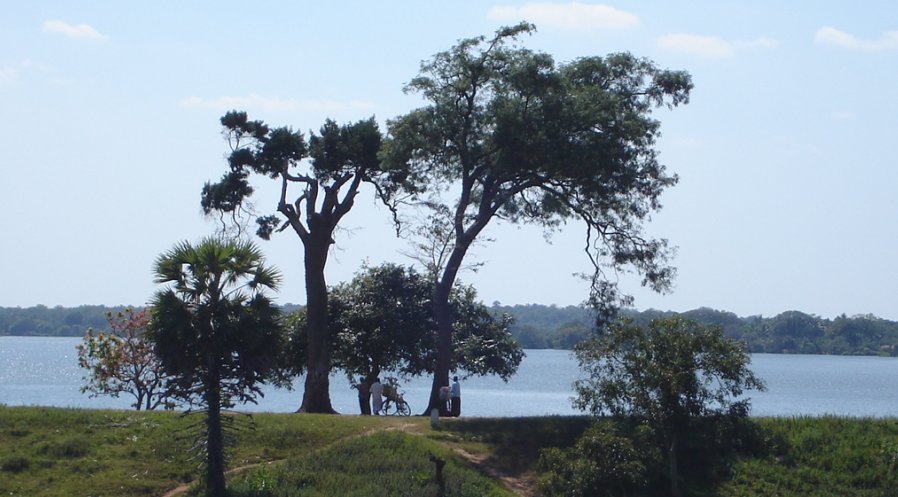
76;308;174;410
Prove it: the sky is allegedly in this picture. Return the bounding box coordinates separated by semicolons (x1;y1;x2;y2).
2;1;897;320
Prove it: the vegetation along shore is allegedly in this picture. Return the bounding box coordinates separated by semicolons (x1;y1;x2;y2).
4;303;898;356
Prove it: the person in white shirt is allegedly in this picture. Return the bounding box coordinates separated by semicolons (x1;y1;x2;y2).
449;376;461;417
371;377;384;415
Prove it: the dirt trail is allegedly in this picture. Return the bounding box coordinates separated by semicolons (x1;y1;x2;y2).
159;419;536;497
449;445;537;497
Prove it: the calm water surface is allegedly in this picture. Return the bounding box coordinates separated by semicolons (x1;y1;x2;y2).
2;337;898;417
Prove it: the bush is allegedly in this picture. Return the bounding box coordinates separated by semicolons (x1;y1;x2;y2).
1;455;30;473
539;421;653;497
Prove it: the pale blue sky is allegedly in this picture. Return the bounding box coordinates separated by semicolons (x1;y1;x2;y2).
2;1;897;320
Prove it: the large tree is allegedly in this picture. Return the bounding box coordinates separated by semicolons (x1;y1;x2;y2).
148;237;283;496
286;263;523;414
572;316;766;497
381;23;693;412
201;112;401;413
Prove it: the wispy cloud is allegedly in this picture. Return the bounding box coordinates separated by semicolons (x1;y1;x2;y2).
179;93;376;113
42;19;107;40
831;111;856;121
657;33;780;58
815;27;898;51
488;2;639;29
0;66;18;84
0;60;37;85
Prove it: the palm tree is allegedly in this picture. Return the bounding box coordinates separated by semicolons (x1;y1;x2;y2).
148;237;283;497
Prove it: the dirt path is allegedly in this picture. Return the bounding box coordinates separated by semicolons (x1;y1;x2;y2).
160;460;276;497
449;445;537;497
159;419;536;497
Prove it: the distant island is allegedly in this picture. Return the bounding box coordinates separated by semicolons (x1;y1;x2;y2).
2;304;897;356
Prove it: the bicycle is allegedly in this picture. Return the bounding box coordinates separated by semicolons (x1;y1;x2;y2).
380;384;411;416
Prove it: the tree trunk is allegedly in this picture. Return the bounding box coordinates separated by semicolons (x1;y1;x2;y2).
298;233;337;414
667;431;682;497
205;364;227;497
423;246;467;415
426;288;453;415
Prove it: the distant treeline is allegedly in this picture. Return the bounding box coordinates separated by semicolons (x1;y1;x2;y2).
497;304;898;356
3;304;898;356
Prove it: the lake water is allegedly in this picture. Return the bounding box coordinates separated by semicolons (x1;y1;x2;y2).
2;337;898;417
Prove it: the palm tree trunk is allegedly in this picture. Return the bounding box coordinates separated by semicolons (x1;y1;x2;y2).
205;363;227;497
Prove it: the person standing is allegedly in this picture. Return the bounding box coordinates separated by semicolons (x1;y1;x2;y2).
353;377;371;415
371;377;384;415
449;376;461;417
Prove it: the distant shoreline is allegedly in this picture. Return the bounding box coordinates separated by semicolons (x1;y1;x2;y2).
3;304;898;357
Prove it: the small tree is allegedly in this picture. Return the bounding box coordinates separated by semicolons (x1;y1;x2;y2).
286;263;523;413
573;316;765;497
76;308;174;410
148;237;284;497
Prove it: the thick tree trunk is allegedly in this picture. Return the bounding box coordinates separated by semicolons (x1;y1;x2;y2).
204;366;226;497
423;245;468;415
427;284;453;415
298;234;337;414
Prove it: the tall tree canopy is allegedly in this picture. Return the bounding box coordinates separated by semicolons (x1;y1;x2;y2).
286;263;523;413
201;112;400;413
148;237;283;496
381;23;692;412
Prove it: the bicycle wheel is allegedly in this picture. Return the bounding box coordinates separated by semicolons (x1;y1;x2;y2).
396;400;411;416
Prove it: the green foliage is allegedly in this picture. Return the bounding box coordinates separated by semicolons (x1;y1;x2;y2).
76;308;175;410
327;263;436;382
286;264;524;389
384;23;691;319
539;422;650;497
573;317;766;420
384;23;691;410
148;237;285;495
149;237;284;408
0;304;125;336
201;112;393;240
573;316;766;496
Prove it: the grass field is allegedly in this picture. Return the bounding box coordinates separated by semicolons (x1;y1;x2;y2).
2;406;898;496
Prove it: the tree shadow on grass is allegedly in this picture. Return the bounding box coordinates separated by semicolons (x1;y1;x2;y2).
443;415;778;497
440;416;593;475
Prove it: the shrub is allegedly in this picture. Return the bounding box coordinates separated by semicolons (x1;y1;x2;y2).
1;455;30;473
538;422;651;497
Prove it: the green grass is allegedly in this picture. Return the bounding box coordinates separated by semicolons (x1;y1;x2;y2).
2;406;898;496
227;431;514;497
717;417;898;497
0;406;197;496
0;406;413;497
